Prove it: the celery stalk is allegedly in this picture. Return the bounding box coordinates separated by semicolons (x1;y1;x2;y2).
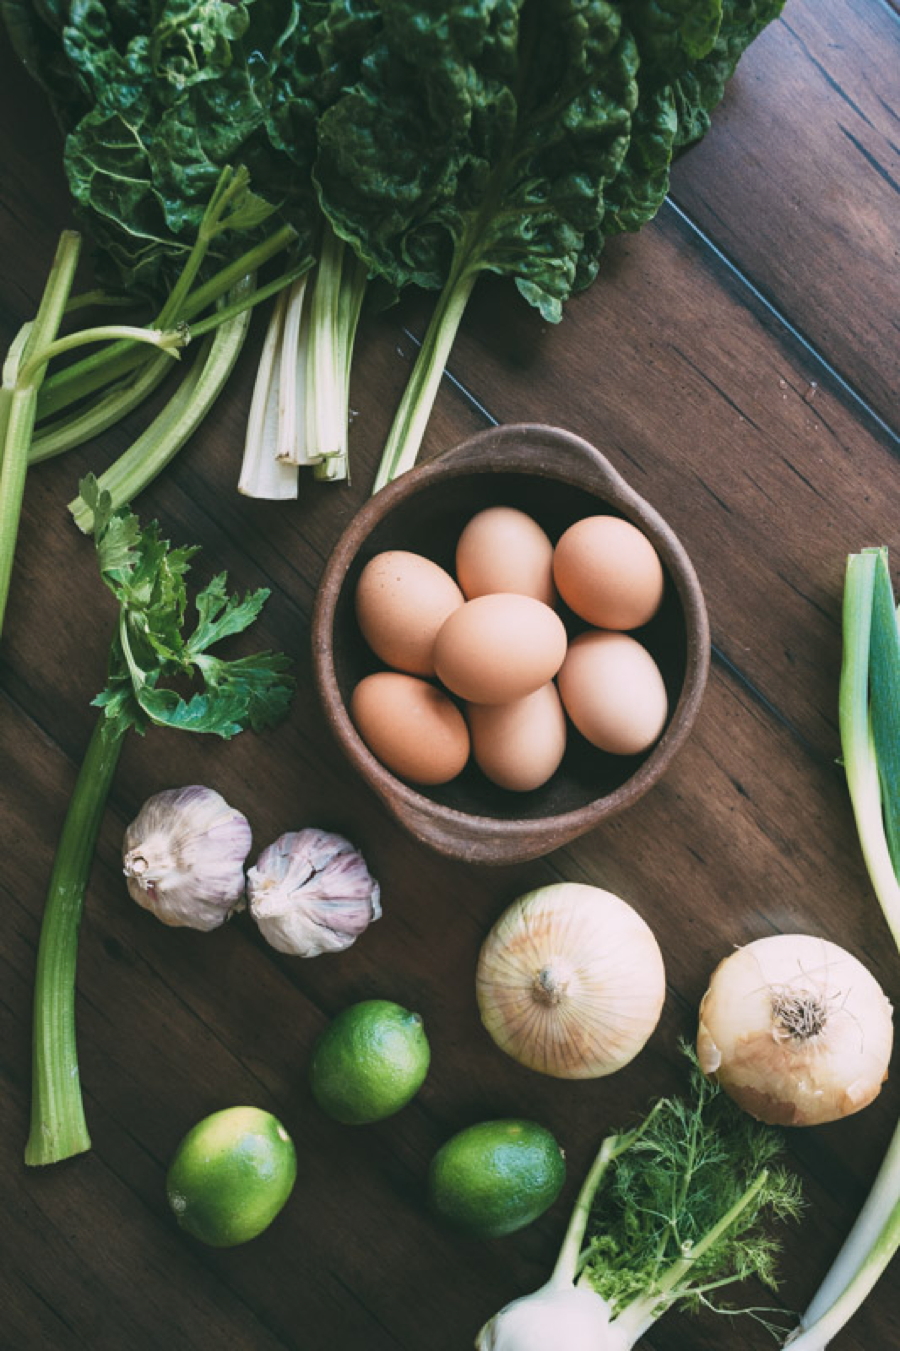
0;232;81;637
35;222;298;423
28;351;174;464
67;277;255;532
25;717;125;1165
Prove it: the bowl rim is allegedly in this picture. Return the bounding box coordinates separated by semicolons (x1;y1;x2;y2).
311;423;710;861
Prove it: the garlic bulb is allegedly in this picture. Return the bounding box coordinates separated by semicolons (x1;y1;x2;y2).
122;786;252;930
475;883;666;1079
697;932;894;1126
246;829;381;957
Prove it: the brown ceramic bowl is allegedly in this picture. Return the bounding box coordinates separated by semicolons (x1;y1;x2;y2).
312;424;709;865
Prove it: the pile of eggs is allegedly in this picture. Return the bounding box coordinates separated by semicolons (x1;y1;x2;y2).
349;505;670;792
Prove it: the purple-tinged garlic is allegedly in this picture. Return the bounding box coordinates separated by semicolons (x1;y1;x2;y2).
122;786;252;930
247;829;381;957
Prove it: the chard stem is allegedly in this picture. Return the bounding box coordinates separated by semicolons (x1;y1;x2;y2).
25;715;125;1165
313;247;368;482
372;260;478;493
238;289;299;499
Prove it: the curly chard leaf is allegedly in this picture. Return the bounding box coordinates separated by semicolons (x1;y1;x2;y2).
316;0;639;323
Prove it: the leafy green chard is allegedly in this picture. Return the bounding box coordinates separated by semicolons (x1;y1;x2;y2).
26;478;294;1167
318;0;640;491
322;0;783;491
477;1060;802;1351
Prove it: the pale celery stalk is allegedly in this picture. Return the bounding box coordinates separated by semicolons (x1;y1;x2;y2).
28;351;174;464
26;716;125;1165
782;548;900;1348
35;222;297;423
67;277;254;532
0;233;81;637
238;289;299;499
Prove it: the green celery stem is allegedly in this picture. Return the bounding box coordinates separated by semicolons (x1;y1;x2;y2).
0;230;81;637
36;223;298;422
29;351;175;464
0;387;38;630
26;716;125;1165
68;277;254;532
372;264;477;493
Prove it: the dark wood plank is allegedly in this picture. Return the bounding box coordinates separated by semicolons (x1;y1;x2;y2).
668;0;900;434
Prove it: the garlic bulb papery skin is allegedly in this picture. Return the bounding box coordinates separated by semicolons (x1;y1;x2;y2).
475;1283;614;1351
246;829;381;957
122;786;252;931
476;883;667;1080
697;932;894;1127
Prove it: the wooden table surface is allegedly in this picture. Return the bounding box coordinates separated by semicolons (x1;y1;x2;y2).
2;4;899;1348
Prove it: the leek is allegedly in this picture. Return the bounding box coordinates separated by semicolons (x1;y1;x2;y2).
781;547;900;1348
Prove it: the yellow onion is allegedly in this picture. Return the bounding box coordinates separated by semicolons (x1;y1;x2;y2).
697;933;894;1127
475;883;666;1079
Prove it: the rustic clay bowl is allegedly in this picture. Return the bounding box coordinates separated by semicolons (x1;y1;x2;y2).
312;423;710;865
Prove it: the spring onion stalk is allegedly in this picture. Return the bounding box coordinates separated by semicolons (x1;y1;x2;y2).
780;547;900;1349
371;254;477;493
67;276;256;533
477;1063;802;1351
26;478;294;1165
0;231;81;637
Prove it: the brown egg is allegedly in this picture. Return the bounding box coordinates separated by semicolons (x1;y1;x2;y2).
433;594;568;705
455;506;556;606
467;683;567;792
557;630;668;756
355;550;463;676
553;515;664;630
349;672;470;785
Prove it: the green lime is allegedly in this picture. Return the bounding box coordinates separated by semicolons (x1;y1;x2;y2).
427;1118;565;1239
308;998;430;1125
165;1106;297;1247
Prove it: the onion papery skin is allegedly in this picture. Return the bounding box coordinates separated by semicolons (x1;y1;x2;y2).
475;883;666;1080
697;933;894;1127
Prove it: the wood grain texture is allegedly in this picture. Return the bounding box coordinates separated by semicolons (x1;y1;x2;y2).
1;3;899;1350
